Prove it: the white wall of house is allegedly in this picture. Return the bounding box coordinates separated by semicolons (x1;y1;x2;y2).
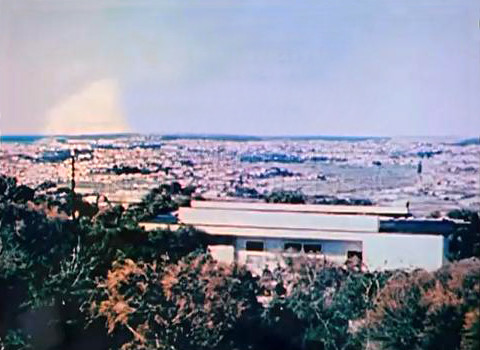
208;245;235;264
208;233;445;273
362;233;445;271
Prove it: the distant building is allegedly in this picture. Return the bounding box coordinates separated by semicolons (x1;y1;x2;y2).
142;200;463;273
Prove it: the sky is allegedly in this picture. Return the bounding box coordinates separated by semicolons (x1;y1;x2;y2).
0;0;479;136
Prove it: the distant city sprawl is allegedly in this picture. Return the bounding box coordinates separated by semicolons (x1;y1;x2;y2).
1;135;478;216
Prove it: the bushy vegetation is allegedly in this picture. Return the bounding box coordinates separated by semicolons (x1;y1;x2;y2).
0;175;207;349
1;174;479;350
91;254;260;350
126;181;193;221
260;257;392;350
263;189;373;206
365;260;480;350
264;189;307;204
446;209;480;260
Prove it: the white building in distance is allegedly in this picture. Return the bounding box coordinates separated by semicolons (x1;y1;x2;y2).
142;200;459;273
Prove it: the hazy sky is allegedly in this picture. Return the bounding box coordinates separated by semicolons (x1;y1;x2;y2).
1;0;479;136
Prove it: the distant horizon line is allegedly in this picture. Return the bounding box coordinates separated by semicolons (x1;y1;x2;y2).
1;132;478;139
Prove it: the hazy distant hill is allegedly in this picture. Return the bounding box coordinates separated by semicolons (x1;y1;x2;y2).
453;137;480;146
160;134;386;142
0;135;45;143
1;133;387;143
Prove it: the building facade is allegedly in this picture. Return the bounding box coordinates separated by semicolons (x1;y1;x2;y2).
142;200;458;273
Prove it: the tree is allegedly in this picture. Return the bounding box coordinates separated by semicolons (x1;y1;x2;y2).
0;176;81;349
0;175;207;349
261;256;390;350
91;253;261;350
125;182;193;221
364;259;480;350
447;209;480;260
264;190;306;204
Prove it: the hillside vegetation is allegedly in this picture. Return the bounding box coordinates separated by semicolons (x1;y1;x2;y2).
0;174;479;350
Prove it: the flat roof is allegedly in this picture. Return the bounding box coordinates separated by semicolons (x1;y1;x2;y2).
178;207;380;233
191;200;409;216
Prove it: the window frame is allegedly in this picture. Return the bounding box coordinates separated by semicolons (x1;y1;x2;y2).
245;240;265;252
284;242;302;253
304;243;323;254
347;250;363;261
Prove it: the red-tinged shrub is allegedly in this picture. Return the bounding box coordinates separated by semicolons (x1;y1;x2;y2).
364;259;480;350
91;253;260;350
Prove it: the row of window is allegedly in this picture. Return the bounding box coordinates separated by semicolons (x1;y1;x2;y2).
244;240;363;261
245;240;322;253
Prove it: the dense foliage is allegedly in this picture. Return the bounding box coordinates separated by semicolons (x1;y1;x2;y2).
1;174;479;350
365;259;480;350
91;254;260;350
446;209;480;260
264;190;307;204
263;189;373;206
260;257;391;350
0;175;207;349
126;182;193;221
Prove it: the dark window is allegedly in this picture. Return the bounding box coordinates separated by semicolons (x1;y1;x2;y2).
284;242;302;252
246;241;264;251
304;243;322;253
347;251;362;261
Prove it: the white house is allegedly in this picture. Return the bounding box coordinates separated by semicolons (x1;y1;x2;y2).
142;200;453;273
